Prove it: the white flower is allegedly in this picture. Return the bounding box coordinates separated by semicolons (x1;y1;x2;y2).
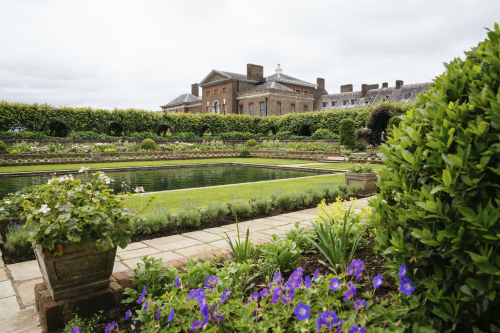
5;200;12;205
79;166;89;173
134;187;145;193
0;207;4;211
39;204;51;214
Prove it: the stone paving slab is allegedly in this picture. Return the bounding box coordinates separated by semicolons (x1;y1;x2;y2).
266;215;303;223
113;262;129;273
275;224;301;232
0;295;20;315
0;280;16;298
222;221;272;232
0;307;42;333
8;261;42;281
174;244;218;257
116;246;161;260
203;227;232;234
0;268;8;282
183;231;223;242
281;212;317;220
252;218;290;227
117;242;148;253
143;235;202;252
17;278;43;307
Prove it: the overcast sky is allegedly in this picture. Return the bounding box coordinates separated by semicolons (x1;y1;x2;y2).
1;0;499;111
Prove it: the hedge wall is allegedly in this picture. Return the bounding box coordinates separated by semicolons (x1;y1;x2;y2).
0;100;409;138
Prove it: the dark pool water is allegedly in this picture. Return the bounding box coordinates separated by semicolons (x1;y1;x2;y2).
0;165;329;198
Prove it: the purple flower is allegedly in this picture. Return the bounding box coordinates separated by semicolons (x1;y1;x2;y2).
346;259;365;280
137;286;146;304
319;310;338;328
125;309;132;320
71;328;82;333
168;309;175;323
207;276;219;290
399;264;407;278
316;314;323;332
156;307;161;321
221;288;231;304
335;320;343;333
272;271;283;283
190;320;204;331
250;291;260;302
373;274;383;289
271;286;283;304
399;276;415;296
260;288;270;298
305;276;311;289
313;269;319;280
204;275;210;288
142;300;148;312
343;282;357;301
104;321;116;333
175;277;181;288
330;278;340;291
293;302;311;320
353;299;367;310
281;291;295;304
348;325;366;333
186;288;204;302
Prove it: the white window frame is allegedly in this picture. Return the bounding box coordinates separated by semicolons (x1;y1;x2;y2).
259;102;265;117
249;104;254;117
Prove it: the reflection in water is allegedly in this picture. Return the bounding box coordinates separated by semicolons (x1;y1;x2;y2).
0;166;328;198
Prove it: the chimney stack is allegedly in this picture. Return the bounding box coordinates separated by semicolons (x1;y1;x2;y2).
247;64;264;81
341;84;353;93
382;82;388;88
361;84;379;97
191;83;199;97
317;78;325;90
395;80;404;89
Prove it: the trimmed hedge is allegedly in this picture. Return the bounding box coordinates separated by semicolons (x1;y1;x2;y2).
0;101;409;138
339;119;356;149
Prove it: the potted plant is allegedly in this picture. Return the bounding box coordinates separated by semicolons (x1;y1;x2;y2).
0;193;28;235
22;168;136;301
365;144;373;157
345;163;378;195
341;149;352;162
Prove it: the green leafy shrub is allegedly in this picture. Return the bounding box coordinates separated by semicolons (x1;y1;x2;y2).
229;200;252;218
0;140;7;154
387;116;402;133
348;163;374;173
339;118;356;149
370;24;500;332
326;185;345;200
245;139;258;147
306;187;327;203
273;192;296;212
4;222;36;256
260;235;301;273
205;201;230;222
347;182;364;195
22;172;135;252
311;128;337;140
239;148;250;157
140;139;156;151
252;196;271;215
135;209;172;235
295;191;312;208
177;207;201;228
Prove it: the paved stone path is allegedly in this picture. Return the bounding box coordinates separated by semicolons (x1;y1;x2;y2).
0;198;371;332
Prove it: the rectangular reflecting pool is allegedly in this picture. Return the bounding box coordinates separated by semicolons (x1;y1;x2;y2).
0;165;334;198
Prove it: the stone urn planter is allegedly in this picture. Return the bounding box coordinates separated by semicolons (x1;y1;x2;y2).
90;153;101;161
365;149;373;157
345;172;378;195
34;240;117;301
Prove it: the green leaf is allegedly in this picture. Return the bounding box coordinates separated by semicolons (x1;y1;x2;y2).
446;154;463;168
474;262;500;274
466;278;488;291
442;170;452;187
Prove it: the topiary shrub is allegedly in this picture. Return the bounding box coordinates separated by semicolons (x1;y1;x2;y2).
370;24;500;332
0;140;6;154
387;116;402;133
311;128;337;140
140;139;156;151
339;119;356;149
365;101;405;135
245;139;258;148
239;148;250;157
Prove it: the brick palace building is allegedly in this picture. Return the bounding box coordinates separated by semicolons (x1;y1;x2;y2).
160;63;430;115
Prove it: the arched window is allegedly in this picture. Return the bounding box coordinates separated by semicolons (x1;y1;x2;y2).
213;101;219;114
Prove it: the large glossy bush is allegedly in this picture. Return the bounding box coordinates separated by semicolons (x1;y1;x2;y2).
339;119;356;149
0;140;7;154
370;24;500;332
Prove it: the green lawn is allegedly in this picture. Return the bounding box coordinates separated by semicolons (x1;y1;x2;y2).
0;158;315;173
126;173;345;215
304;163;386;173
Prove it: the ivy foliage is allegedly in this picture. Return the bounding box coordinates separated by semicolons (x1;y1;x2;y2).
0;140;6;154
370;23;500;332
365;101;409;134
339;119;356;149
